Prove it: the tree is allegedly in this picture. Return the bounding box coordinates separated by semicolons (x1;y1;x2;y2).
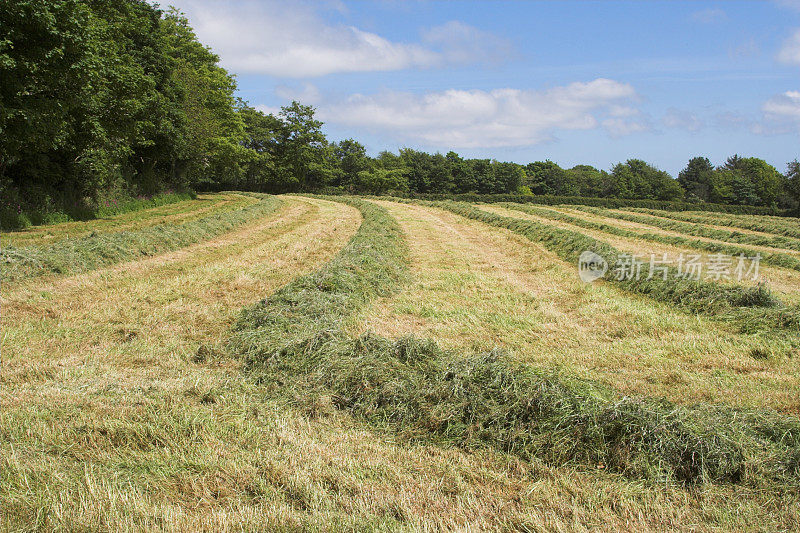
525;161;573;195
333;139;371;189
784;159;800;208
447;151;477;193
238;104;280;190
353;168;408;194
718;155;783;206
611;159;683;200
160;8;248;190
567;165;612;197
492;161;525;194
273;101;327;191
678;157;714;201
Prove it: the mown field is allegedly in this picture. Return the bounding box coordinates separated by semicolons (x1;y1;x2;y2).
2;193;800;531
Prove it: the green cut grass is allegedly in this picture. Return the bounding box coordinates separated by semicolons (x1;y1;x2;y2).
227;196;800;489
627;207;800;240
426;201;800;335
2;193;258;248
1;193;282;282
570;205;800;253
501;203;800;273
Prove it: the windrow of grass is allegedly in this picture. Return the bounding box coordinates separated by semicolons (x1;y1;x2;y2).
627;207;800;240
1;193;282;283
228;197;409;364
3;192;258;248
500;203;800;274
1;190;196;231
571;205;800;253
422;201;800;335
228;196;800;489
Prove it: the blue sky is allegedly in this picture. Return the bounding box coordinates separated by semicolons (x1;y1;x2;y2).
173;0;800;176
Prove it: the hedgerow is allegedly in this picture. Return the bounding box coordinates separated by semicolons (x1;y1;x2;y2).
1;193;282;282
229;196;800;488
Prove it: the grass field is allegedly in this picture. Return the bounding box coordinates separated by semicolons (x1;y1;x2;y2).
2;194;799;531
1;193;258;248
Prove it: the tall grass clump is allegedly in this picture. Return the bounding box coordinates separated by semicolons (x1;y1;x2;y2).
229;196;800;489
1;193;282;282
431;201;800;333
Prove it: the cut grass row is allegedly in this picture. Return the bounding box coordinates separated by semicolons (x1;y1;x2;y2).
499;202;800;274
2;192;258;248
357;200;800;411
431;201;800;335
1;191;196;231
1;197;369;530
483;204;800;306
571;205;800;253
0;193;282;283
227;196;800;488
626;207;800;240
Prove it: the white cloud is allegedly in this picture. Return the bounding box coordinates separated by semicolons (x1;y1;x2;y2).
174;1;509;77
762;90;800;129
602;118;650;137
663;108;704;132
777;29;800;65
318;78;641;147
275;83;323;105
420;20;513;65
691;8;727;23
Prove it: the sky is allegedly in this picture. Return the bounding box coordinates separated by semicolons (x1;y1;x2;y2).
170;0;800;176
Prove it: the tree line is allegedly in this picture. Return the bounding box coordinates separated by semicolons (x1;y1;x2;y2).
2;0;799;225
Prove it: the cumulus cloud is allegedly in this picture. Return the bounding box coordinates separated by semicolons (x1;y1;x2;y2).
317;79;642;147
691;8;727;23
174;1;509;77
761;91;800;132
663;108;704;132
777;29;800;65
